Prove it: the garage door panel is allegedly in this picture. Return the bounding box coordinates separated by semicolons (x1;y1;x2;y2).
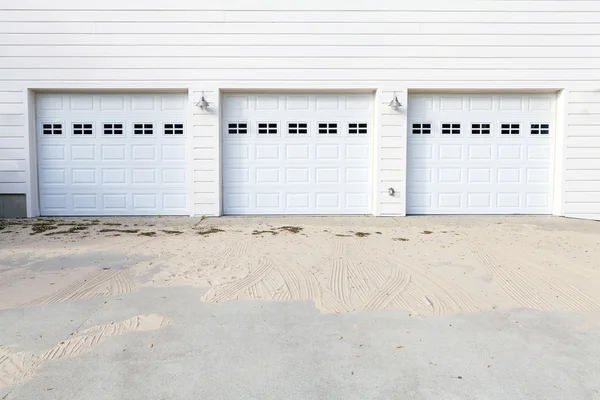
286;193;311;210
72;194;98;211
72;168;96;185
223;93;373;215
132;193;158;210
101;168;127;185
498;144;523;160
37;93;188;216
467;193;493;208
285;144;310;160
40;144;66;161
468;168;492;184
286;168;310;184
101;144;126;161
256;144;281;160
438;168;463;183
71;144;96;161
132;168;156;184
163;169;186;185
40;194;68;211
407;93;554;215
39;168;67;185
256;192;282;210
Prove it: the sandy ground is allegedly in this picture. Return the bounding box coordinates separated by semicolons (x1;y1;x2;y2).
1;215;600;398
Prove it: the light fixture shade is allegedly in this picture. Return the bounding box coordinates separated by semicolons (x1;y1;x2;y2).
195;92;210;110
389;95;402;111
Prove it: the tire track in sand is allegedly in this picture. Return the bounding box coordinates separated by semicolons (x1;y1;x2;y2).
202;258;274;303
470;241;548;310
396;255;479;316
0;348;40;388
351;241;414;311
359;268;411;312
471;242;600;312
19;269;135;308
270;253;350;314
329;238;349;305
41;314;172;361
0;315;170;389
505;252;600;312
384;238;480;316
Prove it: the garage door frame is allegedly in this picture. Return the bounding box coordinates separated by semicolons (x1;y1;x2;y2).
29;89;195;217
218;90;379;216
405;89;566;216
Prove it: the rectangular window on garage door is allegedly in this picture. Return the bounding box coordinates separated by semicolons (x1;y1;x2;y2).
72;123;94;136
348;122;369;135
257;122;279;136
441;123;461;135
40;122;65;137
102;123;125;136
163;123;185;136
411;123;432;135
318;122;339;135
133;122;154;136
530;123;551;135
287;122;309;135
227;122;248;135
500;123;521;136
471;123;492;135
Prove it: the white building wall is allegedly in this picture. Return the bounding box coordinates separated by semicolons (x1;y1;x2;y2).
0;0;599;218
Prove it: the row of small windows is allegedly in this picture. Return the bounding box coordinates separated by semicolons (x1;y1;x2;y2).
228;122;369;136
42;123;185;136
412;123;550;136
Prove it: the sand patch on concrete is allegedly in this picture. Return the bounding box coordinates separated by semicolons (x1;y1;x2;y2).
1;216;600;316
0;314;170;388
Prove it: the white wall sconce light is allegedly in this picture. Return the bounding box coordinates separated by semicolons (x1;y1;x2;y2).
195;92;210;111
388;92;402;111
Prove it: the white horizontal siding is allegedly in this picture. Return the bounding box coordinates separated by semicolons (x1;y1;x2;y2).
0;0;598;218
2;0;600;12
4;10;600;23
3;34;600;47
0;88;26;193
1;69;599;82
3;46;598;59
564;90;600;220
4;22;600;35
4;58;600;70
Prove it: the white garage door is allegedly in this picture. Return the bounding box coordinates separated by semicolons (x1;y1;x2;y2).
407;93;555;215
222;93;373;215
36;93;189;216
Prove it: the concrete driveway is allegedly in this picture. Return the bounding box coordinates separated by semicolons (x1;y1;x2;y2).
1;216;599;399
